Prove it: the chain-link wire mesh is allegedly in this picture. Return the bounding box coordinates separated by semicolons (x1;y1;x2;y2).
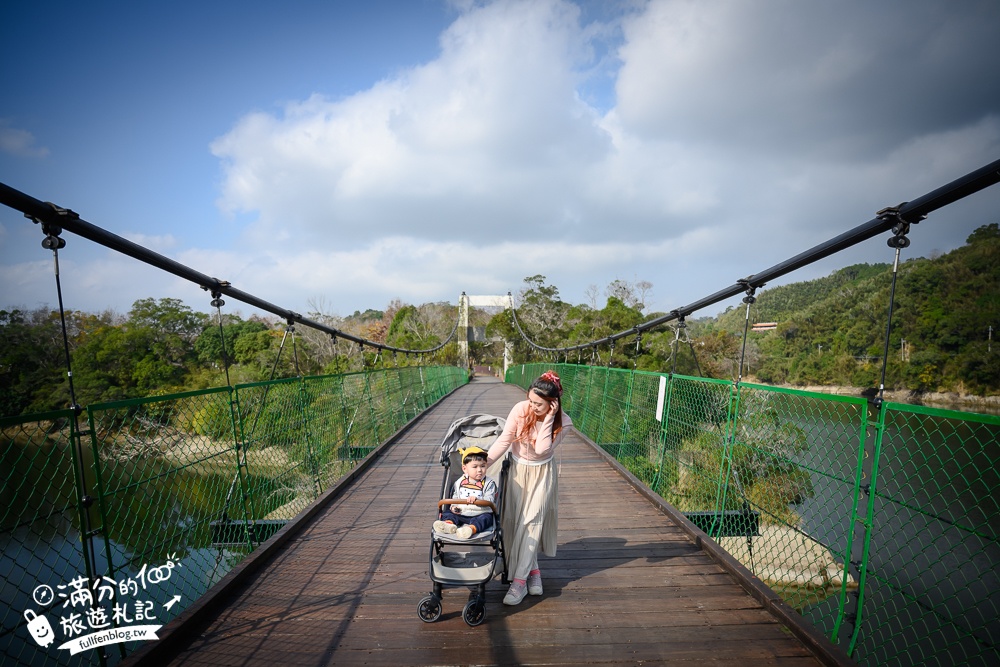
1;365;467;667
84;386;254;663
726;384;866;640
507;363;1000;667
235;378;316;524
1;410;101;667
855;402;1000;667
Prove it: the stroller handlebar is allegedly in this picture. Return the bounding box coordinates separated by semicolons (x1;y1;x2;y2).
438;498;498;514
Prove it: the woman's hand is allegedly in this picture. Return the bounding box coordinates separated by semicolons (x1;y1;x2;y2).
548;398;559;417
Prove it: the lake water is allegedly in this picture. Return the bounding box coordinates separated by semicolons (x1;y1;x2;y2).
786;400;1000;666
1;439;258;667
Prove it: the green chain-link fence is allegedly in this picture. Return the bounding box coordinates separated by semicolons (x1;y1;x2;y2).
1;365;467;667
509;362;999;667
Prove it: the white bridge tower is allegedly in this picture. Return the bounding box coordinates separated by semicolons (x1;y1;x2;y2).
458;293;514;376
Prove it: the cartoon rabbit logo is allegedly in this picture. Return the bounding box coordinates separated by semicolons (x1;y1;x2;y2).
24;609;55;647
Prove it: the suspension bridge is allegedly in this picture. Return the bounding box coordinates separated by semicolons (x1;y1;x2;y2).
1;160;999;666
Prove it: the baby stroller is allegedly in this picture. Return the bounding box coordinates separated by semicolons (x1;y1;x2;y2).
417;413;510;626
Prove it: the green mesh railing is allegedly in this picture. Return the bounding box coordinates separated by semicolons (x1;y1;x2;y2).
509;363;999;667
1;365;467;667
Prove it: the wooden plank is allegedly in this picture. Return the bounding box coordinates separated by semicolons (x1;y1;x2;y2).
125;377;846;667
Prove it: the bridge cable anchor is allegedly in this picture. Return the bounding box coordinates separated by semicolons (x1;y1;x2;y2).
204;280;231;308
633;328;643;370
734;279;760;386
876;203;924;249
26;205;76;250
871;204;923;406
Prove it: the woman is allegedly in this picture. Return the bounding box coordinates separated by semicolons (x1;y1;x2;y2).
486;370;572;606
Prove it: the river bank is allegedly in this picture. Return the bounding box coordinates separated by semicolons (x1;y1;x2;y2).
771;384;1000;415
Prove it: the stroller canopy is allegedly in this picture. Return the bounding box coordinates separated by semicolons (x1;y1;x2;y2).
439;413;506;464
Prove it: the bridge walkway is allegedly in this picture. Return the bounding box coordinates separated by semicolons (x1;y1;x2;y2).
129;377;841;666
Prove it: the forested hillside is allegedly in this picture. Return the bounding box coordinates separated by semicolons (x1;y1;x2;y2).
2;226;997;417
714;223;999;394
0;299;460;417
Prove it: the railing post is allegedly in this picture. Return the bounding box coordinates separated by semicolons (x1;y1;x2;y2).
229;386;258;547
360;348;381;445
651;373;674;495
838;397;884;656
419;366;427;409
597;344;614;446
298;376;321;499
579;362;595;436
336;374;352;459
82;408;122;663
837;214;911;654
619;367;636;457
711;381;743;537
652;321;684;494
72;409;110;667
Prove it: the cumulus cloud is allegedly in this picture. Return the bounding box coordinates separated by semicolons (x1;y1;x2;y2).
212;0;611;249
7;0;999;322
35;0;989;318
615;0;1000;159
0;119;49;158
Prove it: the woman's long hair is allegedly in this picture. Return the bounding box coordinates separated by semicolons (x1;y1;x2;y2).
516;371;563;443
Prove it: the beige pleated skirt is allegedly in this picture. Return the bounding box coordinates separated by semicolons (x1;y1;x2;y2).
491;455;558;580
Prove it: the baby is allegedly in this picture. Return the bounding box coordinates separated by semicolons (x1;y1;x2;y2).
433;445;498;539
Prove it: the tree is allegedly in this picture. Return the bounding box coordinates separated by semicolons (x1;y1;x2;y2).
966;222;999;245
127;297;205;338
0;308;69;414
514;275;567;350
386;303;441;351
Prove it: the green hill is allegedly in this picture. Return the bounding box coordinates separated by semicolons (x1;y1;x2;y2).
714;224;999;394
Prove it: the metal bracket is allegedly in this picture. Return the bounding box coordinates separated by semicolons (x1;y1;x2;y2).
877;203;925;249
27;203;80;250
203;280;231;308
737;278;759;304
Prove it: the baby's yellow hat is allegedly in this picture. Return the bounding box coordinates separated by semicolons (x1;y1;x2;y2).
459;445;488;459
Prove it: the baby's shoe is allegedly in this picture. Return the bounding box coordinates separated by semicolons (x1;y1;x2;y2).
455;525;475;539
433;520;457;534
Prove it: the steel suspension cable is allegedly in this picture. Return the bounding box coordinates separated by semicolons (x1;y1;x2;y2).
735;284;756;385
38;223;101;596
501;159;1000;354
4;182;461;355
874;212;911;407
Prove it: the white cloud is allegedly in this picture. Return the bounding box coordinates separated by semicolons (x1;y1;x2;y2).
0;120;49;158
212;0;612;249
200;0;1000;318
6;0;999;320
615;0;1000;159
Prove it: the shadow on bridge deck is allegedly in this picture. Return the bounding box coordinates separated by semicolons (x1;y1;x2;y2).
125;377;850;666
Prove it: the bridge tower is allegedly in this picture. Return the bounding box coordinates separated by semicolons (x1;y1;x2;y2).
458;293;514;377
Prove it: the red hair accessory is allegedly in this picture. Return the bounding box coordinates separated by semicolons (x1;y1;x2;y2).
540;370;562;395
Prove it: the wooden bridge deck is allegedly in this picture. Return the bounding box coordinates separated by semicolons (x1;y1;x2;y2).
129;377;848;666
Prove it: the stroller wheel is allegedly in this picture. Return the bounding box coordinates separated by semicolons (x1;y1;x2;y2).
462;599;486;626
417;595;442;623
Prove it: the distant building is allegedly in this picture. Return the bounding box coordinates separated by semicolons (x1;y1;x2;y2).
751;322;778;332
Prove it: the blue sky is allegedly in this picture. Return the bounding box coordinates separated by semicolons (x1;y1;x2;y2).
2;0;999;321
